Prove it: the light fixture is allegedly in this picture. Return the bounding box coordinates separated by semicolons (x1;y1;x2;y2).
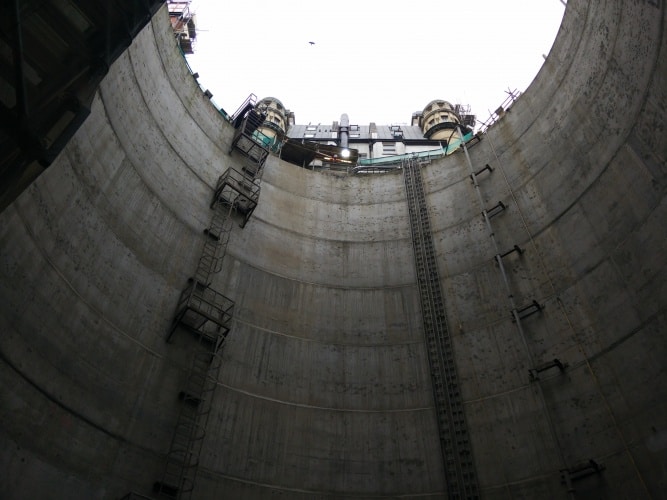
341;148;350;158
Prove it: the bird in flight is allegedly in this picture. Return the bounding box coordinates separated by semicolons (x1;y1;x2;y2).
309;41;315;45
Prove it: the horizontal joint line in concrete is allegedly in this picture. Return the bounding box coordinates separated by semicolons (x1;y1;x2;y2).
247;213;413;245
481;470;556;493
14;206;163;358
126;48;216;193
225;255;417;291
96;88;212;233
233;317;424;347
217;380;434;414
149;14;230;161
198;465;445;497
463;382;533;404
263;178;408;207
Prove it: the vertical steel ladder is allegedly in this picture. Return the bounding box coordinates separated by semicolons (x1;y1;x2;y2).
403;156;479;499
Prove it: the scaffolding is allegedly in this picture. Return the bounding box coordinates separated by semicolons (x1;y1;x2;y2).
168;1;196;54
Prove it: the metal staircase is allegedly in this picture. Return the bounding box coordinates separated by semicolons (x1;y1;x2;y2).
403;155;479;499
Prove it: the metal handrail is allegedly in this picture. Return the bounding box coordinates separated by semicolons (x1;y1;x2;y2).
230;93;257;122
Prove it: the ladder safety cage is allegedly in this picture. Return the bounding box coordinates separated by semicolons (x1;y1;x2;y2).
212;167;261;228
167;280;234;348
229;105;270;166
155;348;224;499
195;202;234;285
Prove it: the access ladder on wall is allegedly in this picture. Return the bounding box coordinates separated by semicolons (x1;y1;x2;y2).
457;126;600;497
159;96;270;498
227;97;271;226
229;107;270;171
155;345;224;499
197;200;233;286
167;196;235;346
403;156;479;499
161;191;238;499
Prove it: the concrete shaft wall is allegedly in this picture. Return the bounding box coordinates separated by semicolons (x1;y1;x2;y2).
0;1;665;499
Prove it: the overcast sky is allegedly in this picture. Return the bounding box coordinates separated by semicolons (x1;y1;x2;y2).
184;1;565;127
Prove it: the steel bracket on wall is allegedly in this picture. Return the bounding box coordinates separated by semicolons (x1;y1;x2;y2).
560;459;605;492
469;163;493;182
499;245;524;259
529;358;568;381
512;299;544;322
484;201;506;219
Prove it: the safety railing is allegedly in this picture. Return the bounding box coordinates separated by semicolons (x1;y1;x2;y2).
350;132;475;174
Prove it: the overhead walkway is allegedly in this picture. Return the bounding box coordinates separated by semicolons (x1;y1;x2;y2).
351;131;478;174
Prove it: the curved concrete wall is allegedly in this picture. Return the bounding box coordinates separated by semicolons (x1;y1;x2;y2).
0;1;665;499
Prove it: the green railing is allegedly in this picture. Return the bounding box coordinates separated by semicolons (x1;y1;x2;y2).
356;131;475;167
251;130;282;153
